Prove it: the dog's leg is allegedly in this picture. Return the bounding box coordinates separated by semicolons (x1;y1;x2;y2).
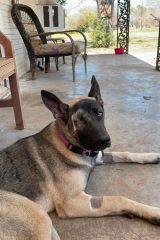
56;192;160;225
0;191;61;240
98;152;160;164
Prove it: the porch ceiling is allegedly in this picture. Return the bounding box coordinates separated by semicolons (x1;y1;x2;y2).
0;53;160;239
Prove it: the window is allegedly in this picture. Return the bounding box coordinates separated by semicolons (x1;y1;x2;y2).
43;5;59;28
52;6;58;27
43;6;49;27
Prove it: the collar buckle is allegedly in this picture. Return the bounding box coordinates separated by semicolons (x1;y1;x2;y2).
83;150;90;156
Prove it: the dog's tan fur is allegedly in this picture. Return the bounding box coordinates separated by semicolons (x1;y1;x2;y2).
0;191;54;240
0;77;160;240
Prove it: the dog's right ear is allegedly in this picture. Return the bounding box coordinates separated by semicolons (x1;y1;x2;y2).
88;75;103;105
41;90;69;120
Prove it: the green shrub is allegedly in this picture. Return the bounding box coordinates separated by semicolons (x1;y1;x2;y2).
90;18;113;48
66;8;97;33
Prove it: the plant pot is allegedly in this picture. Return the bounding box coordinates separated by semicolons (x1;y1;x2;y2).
114;47;125;54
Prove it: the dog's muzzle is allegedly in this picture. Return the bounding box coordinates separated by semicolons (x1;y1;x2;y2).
96;136;111;149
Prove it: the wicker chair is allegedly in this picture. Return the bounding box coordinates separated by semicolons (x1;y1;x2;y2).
11;4;87;81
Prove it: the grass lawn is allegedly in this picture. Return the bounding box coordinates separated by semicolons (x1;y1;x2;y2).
86;28;159;58
86;28;159;66
129;28;158;52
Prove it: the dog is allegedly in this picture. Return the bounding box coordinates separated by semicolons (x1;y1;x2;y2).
0;75;160;240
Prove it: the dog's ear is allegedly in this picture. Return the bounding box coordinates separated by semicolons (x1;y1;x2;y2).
41;90;69;120
88;75;103;105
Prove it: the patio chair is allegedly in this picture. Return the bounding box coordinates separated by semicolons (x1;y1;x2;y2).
11;4;87;81
0;31;24;129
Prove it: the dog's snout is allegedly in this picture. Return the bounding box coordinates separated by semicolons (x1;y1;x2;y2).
98;136;111;148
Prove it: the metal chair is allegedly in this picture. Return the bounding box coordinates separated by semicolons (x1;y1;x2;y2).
11;3;87;81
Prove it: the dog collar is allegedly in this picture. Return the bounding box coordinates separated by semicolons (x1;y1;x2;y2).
59;134;99;157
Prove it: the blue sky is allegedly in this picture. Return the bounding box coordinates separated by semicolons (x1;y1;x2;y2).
65;0;147;15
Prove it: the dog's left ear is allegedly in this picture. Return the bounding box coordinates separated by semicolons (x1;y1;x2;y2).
88;75;103;105
41;90;69;120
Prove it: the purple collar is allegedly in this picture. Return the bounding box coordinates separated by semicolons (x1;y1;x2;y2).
59;134;99;157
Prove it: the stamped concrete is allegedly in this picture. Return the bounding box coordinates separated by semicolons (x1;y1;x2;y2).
0;54;160;239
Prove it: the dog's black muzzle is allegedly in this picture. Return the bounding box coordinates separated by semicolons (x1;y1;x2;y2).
95;136;111;150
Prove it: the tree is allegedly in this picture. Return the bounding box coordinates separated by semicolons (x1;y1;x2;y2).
65;0;114;47
67;8;97;32
146;0;160;8
90;17;113;47
94;0;115;32
57;0;67;5
130;5;159;28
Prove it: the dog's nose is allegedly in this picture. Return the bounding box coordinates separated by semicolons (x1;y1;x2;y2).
98;137;111;148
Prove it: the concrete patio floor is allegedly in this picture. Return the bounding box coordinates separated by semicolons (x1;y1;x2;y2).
0;53;160;239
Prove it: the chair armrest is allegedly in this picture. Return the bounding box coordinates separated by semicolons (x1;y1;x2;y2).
30;30;87;50
0;31;14;58
62;30;87;48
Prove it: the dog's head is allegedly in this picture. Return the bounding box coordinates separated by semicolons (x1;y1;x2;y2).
41;76;111;151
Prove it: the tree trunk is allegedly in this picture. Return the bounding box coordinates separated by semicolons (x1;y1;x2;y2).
95;0;100;16
95;0;115;33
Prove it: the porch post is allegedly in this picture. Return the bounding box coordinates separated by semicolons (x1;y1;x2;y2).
117;0;130;54
156;20;160;71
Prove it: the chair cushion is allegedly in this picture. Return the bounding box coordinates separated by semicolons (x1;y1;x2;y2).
34;41;85;56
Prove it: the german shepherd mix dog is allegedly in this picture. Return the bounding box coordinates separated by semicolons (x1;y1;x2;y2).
0;76;160;239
